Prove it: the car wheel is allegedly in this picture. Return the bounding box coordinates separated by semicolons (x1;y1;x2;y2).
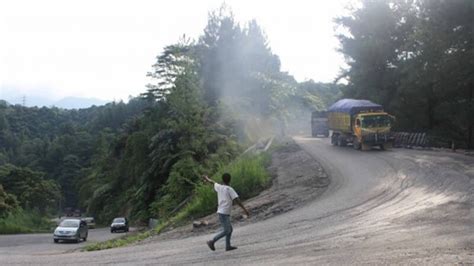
83;234;88;241
111;229;114;233
54;239;59;243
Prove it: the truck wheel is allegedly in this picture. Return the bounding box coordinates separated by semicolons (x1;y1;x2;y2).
337;137;346;147
361;143;371;151
381;142;393;150
353;140;361;150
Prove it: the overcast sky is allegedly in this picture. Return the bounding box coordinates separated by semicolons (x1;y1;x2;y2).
0;0;351;103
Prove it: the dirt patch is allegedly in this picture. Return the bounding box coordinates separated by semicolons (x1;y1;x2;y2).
150;141;330;241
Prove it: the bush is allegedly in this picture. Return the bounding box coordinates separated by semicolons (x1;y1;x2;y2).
183;153;270;220
0;210;53;234
84;231;151;251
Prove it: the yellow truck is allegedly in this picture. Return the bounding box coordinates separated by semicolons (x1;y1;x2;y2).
327;99;395;150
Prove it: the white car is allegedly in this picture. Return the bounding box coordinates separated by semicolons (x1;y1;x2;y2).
53;219;88;243
83;217;96;229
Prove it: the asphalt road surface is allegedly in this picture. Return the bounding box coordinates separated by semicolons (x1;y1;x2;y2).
2;137;473;264
0;227;132;256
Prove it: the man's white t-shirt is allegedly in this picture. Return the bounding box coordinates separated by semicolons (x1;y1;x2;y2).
214;183;239;215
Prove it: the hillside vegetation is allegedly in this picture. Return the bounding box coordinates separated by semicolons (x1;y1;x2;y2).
0;8;338;226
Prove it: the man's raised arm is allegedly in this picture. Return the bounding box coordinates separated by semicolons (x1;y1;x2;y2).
202;175;216;185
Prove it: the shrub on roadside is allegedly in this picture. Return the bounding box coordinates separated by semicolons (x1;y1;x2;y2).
183;153;270;220
84;231;151;251
0;210;53;234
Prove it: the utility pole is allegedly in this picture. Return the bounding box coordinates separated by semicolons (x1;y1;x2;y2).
22;95;26;106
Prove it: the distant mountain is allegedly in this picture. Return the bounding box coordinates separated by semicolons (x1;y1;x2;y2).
1;85;111;109
0;95;109;109
52;97;109;109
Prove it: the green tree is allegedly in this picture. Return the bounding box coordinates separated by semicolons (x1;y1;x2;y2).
336;0;415;109
0;164;61;214
336;0;473;148
0;184;19;217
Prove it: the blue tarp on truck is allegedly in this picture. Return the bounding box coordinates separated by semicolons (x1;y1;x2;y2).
328;99;383;116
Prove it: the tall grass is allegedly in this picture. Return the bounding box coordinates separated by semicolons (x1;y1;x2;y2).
84;230;151;251
182;153;270;220
0;210;53;234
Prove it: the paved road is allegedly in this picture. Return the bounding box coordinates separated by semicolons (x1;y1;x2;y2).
0;227;132;256
2;137;473;264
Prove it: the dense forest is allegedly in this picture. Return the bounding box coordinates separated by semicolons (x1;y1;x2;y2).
337;0;473;148
0;99;150;217
0;8;340;224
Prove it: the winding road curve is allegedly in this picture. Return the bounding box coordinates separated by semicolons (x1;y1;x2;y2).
2;137;473;264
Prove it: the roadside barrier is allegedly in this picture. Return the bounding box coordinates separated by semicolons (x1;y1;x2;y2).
393;132;427;148
393;132;472;156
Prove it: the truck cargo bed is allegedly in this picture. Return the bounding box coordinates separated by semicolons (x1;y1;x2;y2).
327;112;352;133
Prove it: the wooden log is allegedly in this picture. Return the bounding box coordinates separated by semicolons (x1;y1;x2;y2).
407;133;414;146
394;132;402;147
414;133;420;146
405;133;411;145
412;133;419;145
420;133;426;147
416;133;423;146
393;132;399;146
402;133;409;146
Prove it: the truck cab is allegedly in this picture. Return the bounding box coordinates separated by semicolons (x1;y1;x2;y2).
353;112;394;149
327;99;395;151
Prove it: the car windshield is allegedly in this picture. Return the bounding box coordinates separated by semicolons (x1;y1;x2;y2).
361;115;391;128
59;220;80;228
113;218;125;223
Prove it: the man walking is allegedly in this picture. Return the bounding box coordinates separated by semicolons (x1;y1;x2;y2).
202;173;250;251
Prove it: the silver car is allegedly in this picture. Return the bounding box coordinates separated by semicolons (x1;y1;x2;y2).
53;219;88;243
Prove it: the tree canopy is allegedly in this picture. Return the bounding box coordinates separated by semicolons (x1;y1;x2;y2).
337;0;473;148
